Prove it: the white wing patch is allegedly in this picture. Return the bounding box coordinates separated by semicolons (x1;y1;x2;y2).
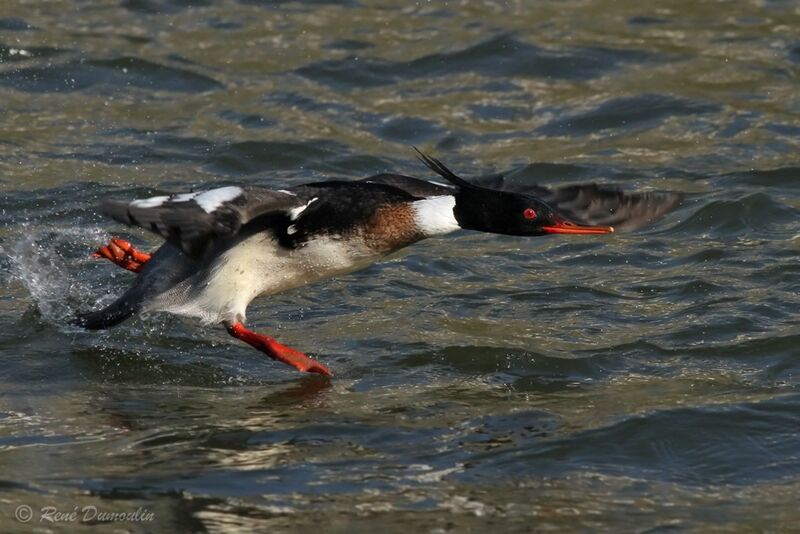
127;186;244;214
130;195;170;208
288;197;318;221
412;195;460;236
286;197;318;235
192;186;243;213
170;192;200;202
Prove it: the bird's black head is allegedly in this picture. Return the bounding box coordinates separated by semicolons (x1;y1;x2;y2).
414;149;614;236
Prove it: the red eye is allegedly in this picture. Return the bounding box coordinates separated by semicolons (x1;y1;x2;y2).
523;208;537;220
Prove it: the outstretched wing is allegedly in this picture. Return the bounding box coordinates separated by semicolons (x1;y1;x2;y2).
473;177;682;231
99;186;308;256
533;184;683;230
412;150;682;231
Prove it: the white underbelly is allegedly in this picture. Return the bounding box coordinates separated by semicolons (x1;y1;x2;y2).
149;233;379;324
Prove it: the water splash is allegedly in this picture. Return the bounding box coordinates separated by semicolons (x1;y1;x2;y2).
4;224;113;328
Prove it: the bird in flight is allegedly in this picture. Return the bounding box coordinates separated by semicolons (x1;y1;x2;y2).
76;150;681;377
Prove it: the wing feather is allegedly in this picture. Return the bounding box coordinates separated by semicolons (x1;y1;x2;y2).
99;186;306;256
498;181;683;230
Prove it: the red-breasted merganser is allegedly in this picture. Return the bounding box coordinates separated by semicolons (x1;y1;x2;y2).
74;151;681;377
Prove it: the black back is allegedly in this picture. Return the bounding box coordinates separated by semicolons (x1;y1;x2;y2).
276;181;422;248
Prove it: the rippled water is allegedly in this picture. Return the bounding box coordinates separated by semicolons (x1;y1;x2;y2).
1;1;799;531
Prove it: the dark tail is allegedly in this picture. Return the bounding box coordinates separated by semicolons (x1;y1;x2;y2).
72;297;138;330
73;240;196;331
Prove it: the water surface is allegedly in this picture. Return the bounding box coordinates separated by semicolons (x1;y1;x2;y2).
1;1;799;531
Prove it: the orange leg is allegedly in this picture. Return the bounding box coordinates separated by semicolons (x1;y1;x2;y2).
93;238;152;273
226;322;332;376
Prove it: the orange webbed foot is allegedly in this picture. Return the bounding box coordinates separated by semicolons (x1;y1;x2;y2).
93;238;152;273
226;322;333;377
